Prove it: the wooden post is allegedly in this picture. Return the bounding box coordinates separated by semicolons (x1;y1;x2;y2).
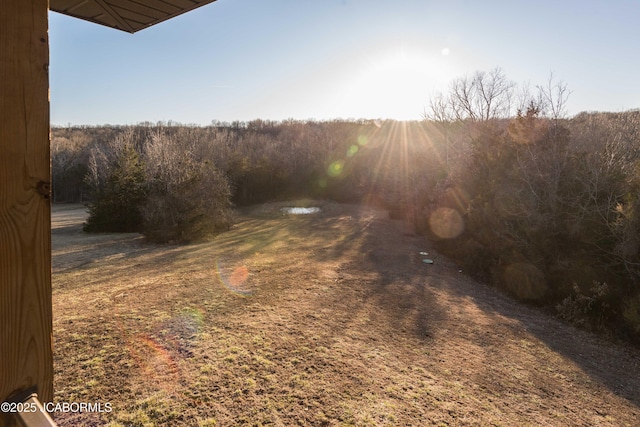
0;0;53;422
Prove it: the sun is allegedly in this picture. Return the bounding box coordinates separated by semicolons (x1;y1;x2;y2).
342;48;449;120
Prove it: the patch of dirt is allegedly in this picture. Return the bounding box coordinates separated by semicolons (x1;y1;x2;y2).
51;202;640;426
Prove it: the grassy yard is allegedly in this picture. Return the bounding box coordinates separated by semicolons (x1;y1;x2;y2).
51;201;640;426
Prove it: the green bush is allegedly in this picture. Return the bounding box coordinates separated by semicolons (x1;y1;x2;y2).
83;141;146;233
83;128;234;243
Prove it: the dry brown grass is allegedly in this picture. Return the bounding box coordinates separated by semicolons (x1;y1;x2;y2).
51;202;640;426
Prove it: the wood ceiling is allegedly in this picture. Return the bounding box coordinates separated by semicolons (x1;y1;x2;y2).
50;0;218;33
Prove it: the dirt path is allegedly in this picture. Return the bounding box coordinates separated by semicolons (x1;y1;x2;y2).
51;202;640;426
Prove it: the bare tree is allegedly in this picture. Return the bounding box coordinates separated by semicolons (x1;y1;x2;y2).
141;127;233;242
426;67;516;123
537;72;571;123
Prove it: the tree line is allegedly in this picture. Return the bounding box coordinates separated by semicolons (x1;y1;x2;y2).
51;70;640;343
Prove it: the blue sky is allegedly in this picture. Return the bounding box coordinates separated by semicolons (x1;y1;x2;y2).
49;0;640;125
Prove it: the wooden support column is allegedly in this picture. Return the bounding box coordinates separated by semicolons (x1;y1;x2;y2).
0;0;53;420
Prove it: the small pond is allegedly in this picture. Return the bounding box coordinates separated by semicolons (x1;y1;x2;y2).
280;207;321;215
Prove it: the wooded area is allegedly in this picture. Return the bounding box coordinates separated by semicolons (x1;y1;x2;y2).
51;104;640;343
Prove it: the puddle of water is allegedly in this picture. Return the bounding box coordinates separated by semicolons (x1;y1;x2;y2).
280;207;321;215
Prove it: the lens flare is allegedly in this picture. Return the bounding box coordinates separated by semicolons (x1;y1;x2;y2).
357;135;368;146
429;207;464;239
118;308;204;393
216;259;252;296
175;308;204;336
115;306;206;396
328;160;345;177
347;145;359;157
444;186;471;213
135;335;180;381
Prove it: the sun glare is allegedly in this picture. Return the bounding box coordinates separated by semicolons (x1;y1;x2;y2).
343;49;448;120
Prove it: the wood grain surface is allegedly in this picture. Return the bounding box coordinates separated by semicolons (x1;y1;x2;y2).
0;0;53;419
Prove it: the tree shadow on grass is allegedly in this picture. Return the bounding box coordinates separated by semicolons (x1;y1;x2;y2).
52;202;640;412
304;203;640;412
368;226;640;412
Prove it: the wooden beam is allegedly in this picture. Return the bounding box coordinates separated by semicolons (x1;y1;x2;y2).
0;0;54;421
94;0;136;33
